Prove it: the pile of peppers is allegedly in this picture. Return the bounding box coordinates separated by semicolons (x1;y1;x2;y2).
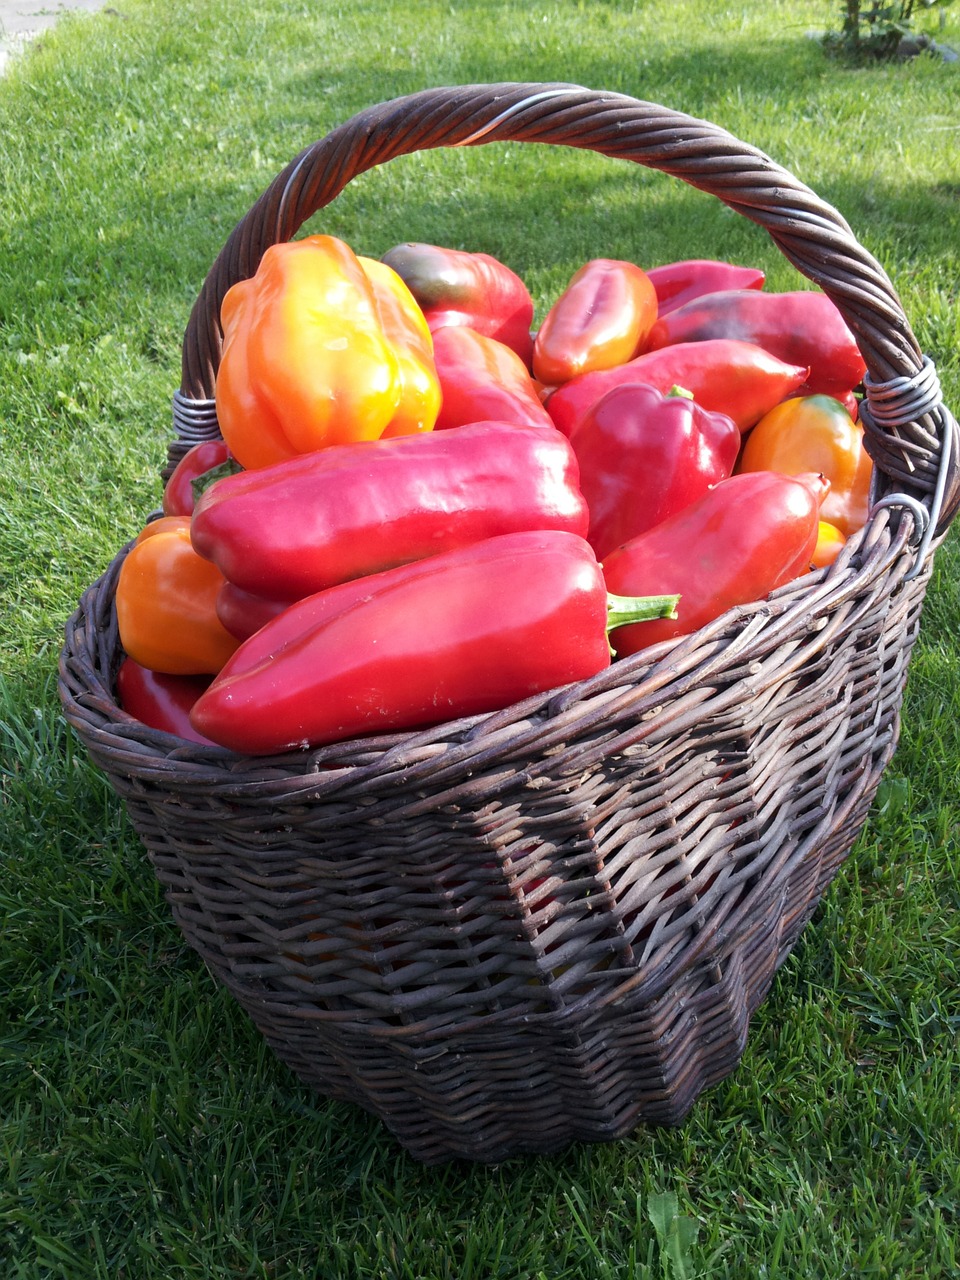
115;234;873;755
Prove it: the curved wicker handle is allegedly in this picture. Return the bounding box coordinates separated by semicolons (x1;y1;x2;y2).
178;82;959;532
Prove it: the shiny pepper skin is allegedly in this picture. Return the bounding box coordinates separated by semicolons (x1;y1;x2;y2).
380;241;535;365
736;394;873;538
646;259;766;316
190;531;622;755
546;338;809;437
532;258;658;385
116;517;240;675
431;326;554;431
358;256;442;438
214;234;427;470
190;421;589;600
645;289;867;398
569;382;740;559
603;471;827;657
161;439;232;517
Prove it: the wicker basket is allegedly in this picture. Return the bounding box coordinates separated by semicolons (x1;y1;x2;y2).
58;84;959;1164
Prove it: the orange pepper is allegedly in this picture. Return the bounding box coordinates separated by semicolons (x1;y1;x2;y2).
737;394;873;537
116;520;240;675
215;235;406;470
358;256;441;438
533;258;657;385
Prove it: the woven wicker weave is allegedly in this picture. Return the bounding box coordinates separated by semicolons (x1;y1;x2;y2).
58;84;959;1164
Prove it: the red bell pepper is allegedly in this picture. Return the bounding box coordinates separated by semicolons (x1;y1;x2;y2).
569;383;740;559
532;258;657;384
603;471;827;657
380;242;535;365
431;327;554;431
189;530;679;755
116;657;215;745
646;259;765;316
645;289;866;398
546;338;809;437
161;439;232;517
190;420;587;600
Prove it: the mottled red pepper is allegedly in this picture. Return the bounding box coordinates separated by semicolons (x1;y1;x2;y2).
532;258;657;384
645;289;866;398
380;242;535;364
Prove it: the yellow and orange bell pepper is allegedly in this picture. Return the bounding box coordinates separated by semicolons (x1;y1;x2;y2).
215;234;439;470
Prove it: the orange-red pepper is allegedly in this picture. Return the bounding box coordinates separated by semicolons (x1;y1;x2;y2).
116;518;240;675
736;395;873;538
532;258;657;385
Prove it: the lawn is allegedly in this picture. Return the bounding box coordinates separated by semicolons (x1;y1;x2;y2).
2;1;959;1276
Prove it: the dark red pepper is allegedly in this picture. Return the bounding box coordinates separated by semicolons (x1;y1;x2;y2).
546;338;809;437
431;327;554;431
190;420;586;599
189;531;679;755
116;657;215;744
161;439;232;517
645;289;866;398
646;259;765;316
569;383;740;559
603;471;827;658
380;242;535;365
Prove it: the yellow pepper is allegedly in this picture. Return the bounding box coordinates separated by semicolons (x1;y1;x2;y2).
116;519;239;675
358;256;441;438
215;235;411;470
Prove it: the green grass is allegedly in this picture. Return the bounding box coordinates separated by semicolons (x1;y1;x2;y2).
2;1;960;1275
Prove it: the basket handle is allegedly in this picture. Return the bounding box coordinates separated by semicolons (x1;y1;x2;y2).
177;82;959;535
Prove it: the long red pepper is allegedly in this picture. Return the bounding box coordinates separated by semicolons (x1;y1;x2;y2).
545;338;809;437
646;259;765;316
189;531;679;755
190;421;587;599
603;471;827;657
645;289;866;397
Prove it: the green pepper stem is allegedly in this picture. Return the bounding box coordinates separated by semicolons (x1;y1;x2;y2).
605;591;680;655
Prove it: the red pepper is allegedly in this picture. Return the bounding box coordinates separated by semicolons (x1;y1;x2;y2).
546;338;809;437
116;657;215;745
431;327;554;431
646;259;765;316
603;471;827;657
161;439;232;517
532;258;657;384
645;289;866;398
380;242;535;365
190;421;587;599
569;383;740;559
189;531;679;755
